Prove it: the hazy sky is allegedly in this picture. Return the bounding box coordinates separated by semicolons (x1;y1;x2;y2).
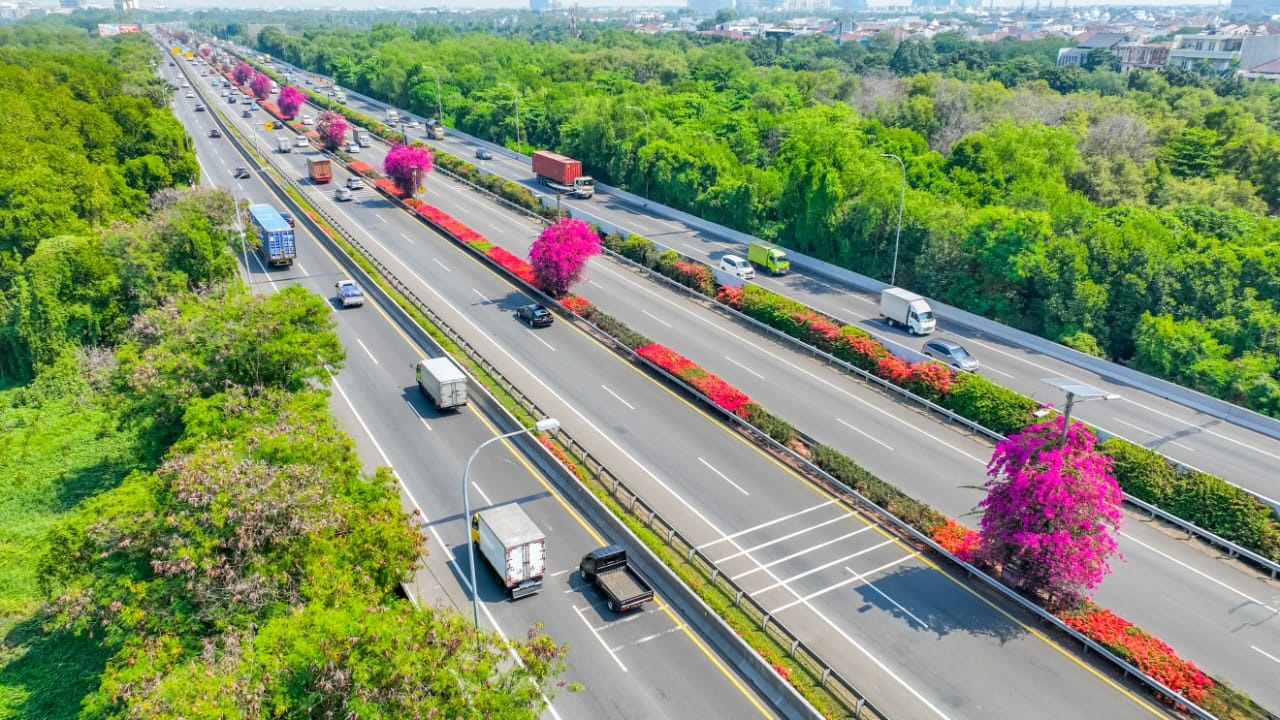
147;0;1227;9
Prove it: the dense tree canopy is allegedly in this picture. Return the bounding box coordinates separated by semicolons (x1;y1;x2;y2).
242;20;1280;415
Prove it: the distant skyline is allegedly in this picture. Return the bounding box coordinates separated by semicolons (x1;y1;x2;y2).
116;0;1245;11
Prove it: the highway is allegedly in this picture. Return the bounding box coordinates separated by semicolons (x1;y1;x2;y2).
217;62;1280;712
179;57;1176;719
164;58;779;720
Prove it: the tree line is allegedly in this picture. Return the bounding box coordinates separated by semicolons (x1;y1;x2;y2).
243;19;1280;416
0;24;564;719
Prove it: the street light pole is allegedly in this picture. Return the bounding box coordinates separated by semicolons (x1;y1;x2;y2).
499;82;520;150
230;188;250;283
880;153;906;287
462;417;560;629
421;65;443;123
626;105;650;197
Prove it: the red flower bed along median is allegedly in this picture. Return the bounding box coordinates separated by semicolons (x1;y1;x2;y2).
1058;603;1213;703
411;204;536;284
636;343;754;418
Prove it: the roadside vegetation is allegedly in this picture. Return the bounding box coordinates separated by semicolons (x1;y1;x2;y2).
241;19;1280;417
0;25;565;719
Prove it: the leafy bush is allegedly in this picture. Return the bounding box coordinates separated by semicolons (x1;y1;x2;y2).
743;402;796;445
593;311;650;349
941;372;1039;435
618;234;660;267
810;444;945;534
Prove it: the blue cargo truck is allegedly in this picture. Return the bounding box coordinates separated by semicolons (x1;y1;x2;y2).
247;204;296;267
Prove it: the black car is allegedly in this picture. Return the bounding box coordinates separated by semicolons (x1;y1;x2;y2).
208;128;222;138
474;147;493;160
516;303;553;328
242;109;252;118
233;166;251;179
194;104;205;112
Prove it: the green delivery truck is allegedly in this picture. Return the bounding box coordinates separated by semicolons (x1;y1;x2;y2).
748;241;790;276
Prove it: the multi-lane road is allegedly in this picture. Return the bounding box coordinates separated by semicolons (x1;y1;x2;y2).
234;59;1280;712
169;55;1186;719
163;60;780;720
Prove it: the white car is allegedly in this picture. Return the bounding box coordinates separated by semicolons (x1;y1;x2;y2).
295;135;309;148
335;186;353;201
346;142;360;154
185;91;195;98
346;176;364;190
402;118;420;129
301;114;314;125
719;254;755;280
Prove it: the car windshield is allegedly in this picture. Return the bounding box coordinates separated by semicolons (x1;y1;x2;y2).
532;308;548;317
951;346;973;361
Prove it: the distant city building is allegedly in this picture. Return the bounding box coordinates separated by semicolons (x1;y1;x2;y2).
1113;41;1170;71
114;0;138;10
1168;26;1278;74
1229;0;1278;17
1056;31;1128;66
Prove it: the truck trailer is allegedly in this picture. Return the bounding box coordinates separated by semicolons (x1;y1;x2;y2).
306;157;332;184
532;151;595;199
414;357;468;410
472;504;546;599
879;288;936;335
246;204;296;267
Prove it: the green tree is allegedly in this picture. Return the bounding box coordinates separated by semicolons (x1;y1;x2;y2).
1163;126;1222;179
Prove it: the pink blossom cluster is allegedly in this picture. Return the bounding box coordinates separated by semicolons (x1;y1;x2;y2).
529;219;600;297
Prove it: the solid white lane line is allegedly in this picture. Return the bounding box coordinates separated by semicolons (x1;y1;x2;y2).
642;310;672;328
846;561;928;629
752;540;895;594
472;288;489;302
730;527;879;580
717;516;857;565
698;457;749;496
697;500;835;549
404;399;431;431
836;418;893;450
336;229;949;719
1253;646;1280;665
356;338;378;364
401;232;415;245
471;483;493;507
527;329;555;352
601;385;635;410
724;355;764;379
573;605;627;672
296;263;309;275
1119;531;1277;613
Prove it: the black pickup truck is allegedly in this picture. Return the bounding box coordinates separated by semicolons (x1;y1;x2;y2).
579;545;655;613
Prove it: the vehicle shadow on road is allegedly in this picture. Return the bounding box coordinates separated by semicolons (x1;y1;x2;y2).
850;564;1025;643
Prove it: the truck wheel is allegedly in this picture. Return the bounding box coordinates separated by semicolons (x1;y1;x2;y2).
580;569;589;581
608;599;619;613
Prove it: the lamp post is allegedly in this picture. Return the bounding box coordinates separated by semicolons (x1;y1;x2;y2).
626;105;650;198
499;82;520;150
421;64;443;125
1040;379;1119;446
880;153;906;287
230;188;250;283
462;417;560;629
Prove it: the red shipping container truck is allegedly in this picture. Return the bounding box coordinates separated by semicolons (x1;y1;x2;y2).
531;151;595;199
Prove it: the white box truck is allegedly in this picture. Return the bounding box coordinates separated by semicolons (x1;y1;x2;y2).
277;136;291;153
471;504;546;599
414;357;468;410
879;288;936;335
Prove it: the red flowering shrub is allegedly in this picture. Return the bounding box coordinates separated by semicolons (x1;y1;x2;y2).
375;178;406;197
876;354;912;385
636;344;754;417
671;261;714;296
931;518;979;562
904;361;954;402
539;437;589;484
349;160;373;175
839;333;888;371
1058;604;1212;703
403;197;424;210
486;246;537;285
716;285;743;309
561;295;594;316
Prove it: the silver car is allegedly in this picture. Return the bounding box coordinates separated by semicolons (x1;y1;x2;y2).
922;338;980;372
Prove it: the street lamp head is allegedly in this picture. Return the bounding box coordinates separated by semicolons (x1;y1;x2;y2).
534;418;560;433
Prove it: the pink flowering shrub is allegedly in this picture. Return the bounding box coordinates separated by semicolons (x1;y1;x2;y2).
384;144;434;196
530;218;601;297
636;344;754;417
978;416;1124;607
232;62;252;86
315;110;348;151
250;71;272;100
277;86;306;119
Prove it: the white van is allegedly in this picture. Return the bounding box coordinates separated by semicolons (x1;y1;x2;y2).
719;254;754;280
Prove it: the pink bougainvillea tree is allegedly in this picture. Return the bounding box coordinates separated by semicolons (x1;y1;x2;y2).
315;110;349;151
383;143;434;196
976;416;1124;607
277;86;306;119
250;71;272;100
232;61;253;86
529;218;601;297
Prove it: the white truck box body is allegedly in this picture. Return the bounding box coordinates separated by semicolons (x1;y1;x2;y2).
475;504;546;598
879;288;936;335
415;357;468;410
